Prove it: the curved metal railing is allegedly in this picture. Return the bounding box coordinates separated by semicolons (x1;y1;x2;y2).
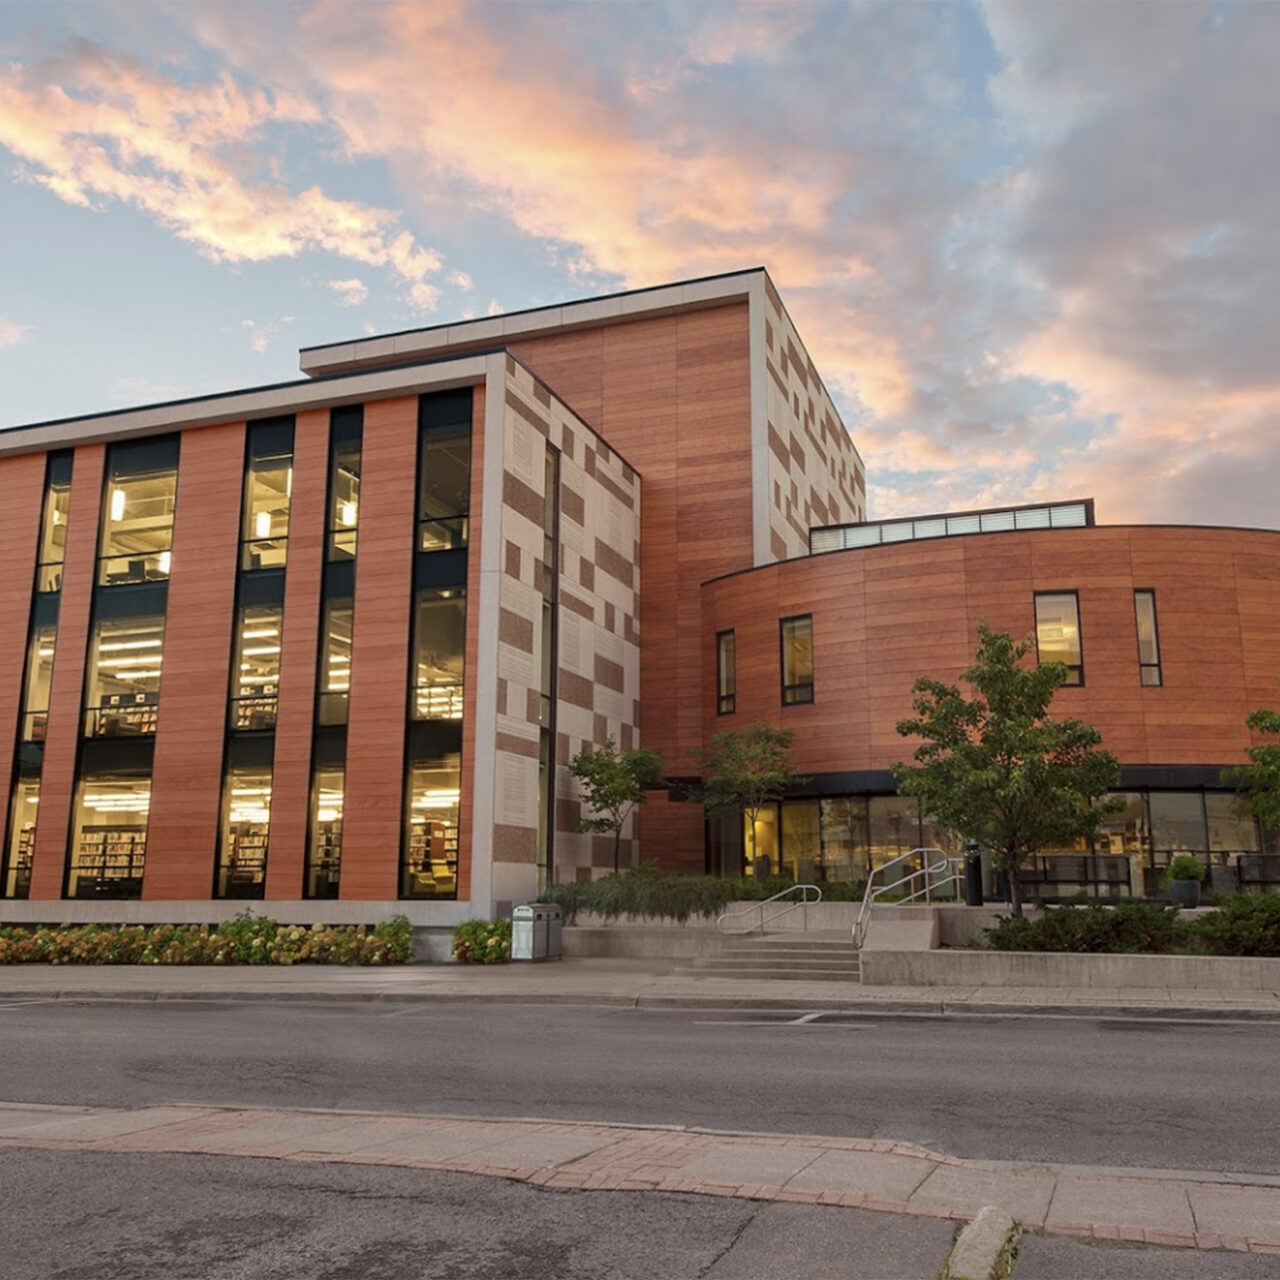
717;883;823;935
852;848;962;948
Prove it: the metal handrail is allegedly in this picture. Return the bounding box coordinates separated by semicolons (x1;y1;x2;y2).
852;848;962;947
717;883;823;935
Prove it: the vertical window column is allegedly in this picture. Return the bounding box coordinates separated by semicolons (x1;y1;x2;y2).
716;630;736;715
780;615;814;705
1135;590;1162;686
537;445;560;893
1034;591;1083;685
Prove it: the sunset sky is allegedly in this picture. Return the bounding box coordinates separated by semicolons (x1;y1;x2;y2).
1;1;1276;529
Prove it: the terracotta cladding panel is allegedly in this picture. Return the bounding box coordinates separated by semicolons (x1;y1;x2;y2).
0;454;46;862
703;527;1280;777
264;409;329;900
342;396;416;900
29;444;104;899
146;423;245;899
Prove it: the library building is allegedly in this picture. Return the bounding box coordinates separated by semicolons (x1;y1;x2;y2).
1;268;1278;939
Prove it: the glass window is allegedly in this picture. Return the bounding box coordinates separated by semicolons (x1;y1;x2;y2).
418;426;471;552
869;796;922;871
742;801;779;877
780;614;814;705
1206;792;1259;853
327;424;361;562
20;621;56;742
1150;792;1206;853
717;630;736;715
412;588;465;721
216;767;271;898
68;773;150;899
98;440;178;586
1135;590;1162;686
36;453;72;593
317;598;353;726
83;614;164;737
306;766;344;899
1034;592;1083;685
819;797;869;885
402;754;460;898
3;776;39;898
241;423;293;570
230;603;282;730
780;799;821;883
539;599;553;728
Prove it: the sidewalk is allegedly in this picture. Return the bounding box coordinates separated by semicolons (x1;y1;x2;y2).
4;1099;1280;1258
2;956;1280;1019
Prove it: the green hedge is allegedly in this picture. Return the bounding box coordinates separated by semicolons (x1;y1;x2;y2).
984;894;1280;957
452;918;512;963
539;865;863;923
0;912;414;965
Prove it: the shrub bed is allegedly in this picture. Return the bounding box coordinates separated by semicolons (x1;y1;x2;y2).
984;893;1280;957
539;863;863;923
0;912;414;965
452;918;512;963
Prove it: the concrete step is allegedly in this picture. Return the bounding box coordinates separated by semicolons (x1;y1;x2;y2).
683;964;861;983
698;955;861;972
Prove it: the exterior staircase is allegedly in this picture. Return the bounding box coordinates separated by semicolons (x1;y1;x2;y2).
685;933;860;983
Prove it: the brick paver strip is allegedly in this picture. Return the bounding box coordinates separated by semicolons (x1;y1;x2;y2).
3;1101;1280;1254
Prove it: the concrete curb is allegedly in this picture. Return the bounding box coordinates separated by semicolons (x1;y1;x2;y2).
944;1206;1019;1280
4;986;1280;1021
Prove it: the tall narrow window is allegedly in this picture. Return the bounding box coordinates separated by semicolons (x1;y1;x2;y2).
402;754;460;898
21;621;57;742
83;613;165;737
306;766;344;899
411;589;466;720
216;766;272;898
230;603;283;729
327;408;362;561
317;598;353;726
1034;592;1083;685
68;773;151;899
1135;590;1162;687
36;452;72;592
418;426;471;552
717;630;736;714
241;420;293;570
780;615;814;705
3;776;39;898
98;438;178;585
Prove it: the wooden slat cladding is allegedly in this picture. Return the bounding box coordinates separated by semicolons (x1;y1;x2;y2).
28;444;104;899
341;396;416;899
703;527;1280;777
0;454;48;878
511;304;752;871
264;409;329;900
457;384;485;903
145;423;245;898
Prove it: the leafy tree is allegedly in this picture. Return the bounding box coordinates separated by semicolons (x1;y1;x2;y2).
698;722;804;874
1222;705;1280;836
893;622;1122;917
569;740;665;874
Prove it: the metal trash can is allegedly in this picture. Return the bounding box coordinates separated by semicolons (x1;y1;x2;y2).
511;903;563;962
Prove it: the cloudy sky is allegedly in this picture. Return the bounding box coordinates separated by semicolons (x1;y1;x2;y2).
1;1;1276;528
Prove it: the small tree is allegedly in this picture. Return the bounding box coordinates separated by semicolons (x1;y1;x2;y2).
569;740;665;874
1223;705;1280;837
894;622;1122;917
699;722;803;874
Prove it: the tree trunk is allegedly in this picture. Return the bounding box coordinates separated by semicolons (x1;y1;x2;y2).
1008;856;1024;918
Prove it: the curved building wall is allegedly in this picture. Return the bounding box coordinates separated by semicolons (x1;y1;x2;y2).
702;525;1280;775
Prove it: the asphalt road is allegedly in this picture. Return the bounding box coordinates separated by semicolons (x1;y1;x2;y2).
7;1149;957;1280
2;1000;1277;1174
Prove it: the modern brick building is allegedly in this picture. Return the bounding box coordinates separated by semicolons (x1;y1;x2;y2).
0;267;1276;934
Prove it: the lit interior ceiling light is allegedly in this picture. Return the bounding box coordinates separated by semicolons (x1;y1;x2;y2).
339;500;357;526
110;488;126;521
255;510;272;540
243;628;279;639
158;551;171;574
241;646;281;657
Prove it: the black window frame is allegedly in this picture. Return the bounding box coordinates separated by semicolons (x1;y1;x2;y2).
1033;590;1084;687
1134;588;1163;687
779;614;814;707
716;629;736;715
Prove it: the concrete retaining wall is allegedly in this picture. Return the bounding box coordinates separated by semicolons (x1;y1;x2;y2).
860;949;1280;991
561;927;725;959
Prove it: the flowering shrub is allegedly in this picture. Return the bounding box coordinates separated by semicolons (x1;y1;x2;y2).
0;912;414;966
452;918;512;964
